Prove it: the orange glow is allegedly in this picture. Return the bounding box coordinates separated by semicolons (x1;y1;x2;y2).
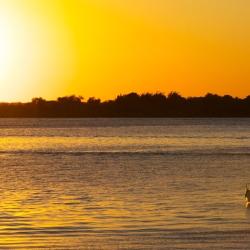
0;0;250;101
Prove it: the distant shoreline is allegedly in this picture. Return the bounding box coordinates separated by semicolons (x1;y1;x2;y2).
1;92;250;118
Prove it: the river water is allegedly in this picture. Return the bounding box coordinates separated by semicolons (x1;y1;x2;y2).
0;118;250;249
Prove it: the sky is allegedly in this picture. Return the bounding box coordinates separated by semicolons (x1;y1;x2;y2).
0;0;250;102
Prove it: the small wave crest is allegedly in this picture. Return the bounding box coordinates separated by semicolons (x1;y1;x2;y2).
1;149;250;157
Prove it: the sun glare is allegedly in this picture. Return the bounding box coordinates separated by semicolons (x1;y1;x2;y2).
0;3;28;101
0;10;14;82
0;1;79;102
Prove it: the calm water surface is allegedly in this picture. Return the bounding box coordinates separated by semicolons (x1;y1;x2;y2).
0;118;250;249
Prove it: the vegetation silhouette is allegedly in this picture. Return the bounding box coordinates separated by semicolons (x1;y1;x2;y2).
1;92;250;117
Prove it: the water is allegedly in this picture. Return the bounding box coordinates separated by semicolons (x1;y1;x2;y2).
0;118;250;249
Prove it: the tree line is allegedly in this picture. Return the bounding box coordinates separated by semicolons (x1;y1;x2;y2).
1;92;250;117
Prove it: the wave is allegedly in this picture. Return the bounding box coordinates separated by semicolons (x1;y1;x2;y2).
0;134;250;140
1;149;250;157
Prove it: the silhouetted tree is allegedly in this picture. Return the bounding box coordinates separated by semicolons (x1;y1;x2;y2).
32;97;46;105
0;92;249;117
57;95;83;104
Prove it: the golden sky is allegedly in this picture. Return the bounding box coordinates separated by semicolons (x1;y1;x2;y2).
0;0;250;101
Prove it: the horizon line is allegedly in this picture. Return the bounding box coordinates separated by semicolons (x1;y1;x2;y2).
1;91;250;104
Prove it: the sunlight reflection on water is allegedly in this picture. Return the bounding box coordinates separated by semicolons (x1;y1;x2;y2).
0;118;250;249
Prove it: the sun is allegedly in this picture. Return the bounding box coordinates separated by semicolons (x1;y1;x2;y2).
0;10;15;83
0;0;81;102
0;3;26;101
